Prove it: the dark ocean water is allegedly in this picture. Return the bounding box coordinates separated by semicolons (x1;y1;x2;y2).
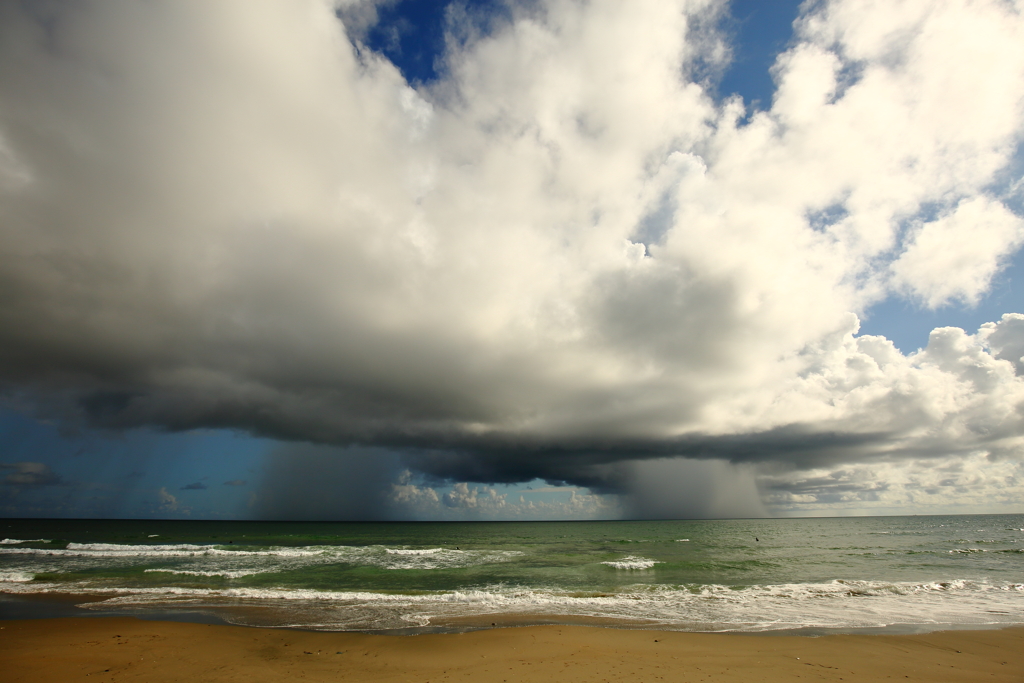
2;515;1022;633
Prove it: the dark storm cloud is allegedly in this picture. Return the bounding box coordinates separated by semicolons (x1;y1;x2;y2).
400;426;936;493
0;0;1022;515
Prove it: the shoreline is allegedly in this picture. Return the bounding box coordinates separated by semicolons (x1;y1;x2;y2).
2;616;1021;683
2;591;1021;638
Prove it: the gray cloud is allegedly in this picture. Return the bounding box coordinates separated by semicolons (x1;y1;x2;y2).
0;0;1022;516
222;479;247;487
1;462;62;487
157;487;180;512
757;453;1024;514
180;482;207;491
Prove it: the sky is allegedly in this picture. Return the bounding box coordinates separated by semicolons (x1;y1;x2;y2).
1;0;1023;521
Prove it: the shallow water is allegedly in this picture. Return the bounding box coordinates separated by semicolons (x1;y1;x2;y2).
2;515;1022;633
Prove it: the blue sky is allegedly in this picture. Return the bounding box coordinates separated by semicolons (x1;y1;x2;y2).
1;0;1022;520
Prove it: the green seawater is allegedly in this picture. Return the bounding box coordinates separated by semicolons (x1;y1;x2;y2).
2;515;1022;632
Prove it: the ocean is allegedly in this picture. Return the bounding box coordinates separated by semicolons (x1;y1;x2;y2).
1;515;1022;634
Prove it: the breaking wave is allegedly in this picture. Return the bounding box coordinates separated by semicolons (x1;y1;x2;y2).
601;556;660;570
0;541;525;576
3;576;1020;633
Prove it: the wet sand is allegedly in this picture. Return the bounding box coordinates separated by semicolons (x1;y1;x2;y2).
1;616;1020;682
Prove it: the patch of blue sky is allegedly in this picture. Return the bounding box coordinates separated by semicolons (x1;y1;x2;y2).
859;251;1024;354
715;0;803;110
359;0;511;85
860;141;1024;352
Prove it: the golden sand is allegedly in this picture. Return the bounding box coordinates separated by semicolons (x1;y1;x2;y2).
1;617;1020;683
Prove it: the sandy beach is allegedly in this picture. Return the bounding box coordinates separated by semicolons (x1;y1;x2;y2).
1;617;1020;683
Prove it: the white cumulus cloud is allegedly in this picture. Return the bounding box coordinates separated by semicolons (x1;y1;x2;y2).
0;0;1022;515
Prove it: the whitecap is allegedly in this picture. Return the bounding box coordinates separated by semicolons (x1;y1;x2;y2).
385;548;445;555
144;568;265;579
601;556;660;570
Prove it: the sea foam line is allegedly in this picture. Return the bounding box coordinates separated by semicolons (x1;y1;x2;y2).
0;542;524;574
386;548;445;555
6;575;1024;636
144;568;267;579
10;577;1020;606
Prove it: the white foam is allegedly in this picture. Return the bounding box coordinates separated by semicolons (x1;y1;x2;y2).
144;568;265;579
0;572;34;582
5;574;1024;633
4;542;334;558
601;556;660;570
0;539;50;545
675;539;690;542
0;542;524;579
60;577;1024;632
386;548;444;555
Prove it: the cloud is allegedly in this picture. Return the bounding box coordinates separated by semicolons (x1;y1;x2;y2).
0;0;1022;515
891;198;1024;308
388;470;621;520
0;461;62;487
180;482;207;490
981;313;1024;376
759;452;1024;515
157;487;179;511
222;479;247;486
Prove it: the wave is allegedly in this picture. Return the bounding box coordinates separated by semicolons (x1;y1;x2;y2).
0;541;524;573
5;576;1021;633
0;543;324;561
601;556;660;570
385;548;444;555
143;568;267;579
7;576;1021;601
0;539;50;545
